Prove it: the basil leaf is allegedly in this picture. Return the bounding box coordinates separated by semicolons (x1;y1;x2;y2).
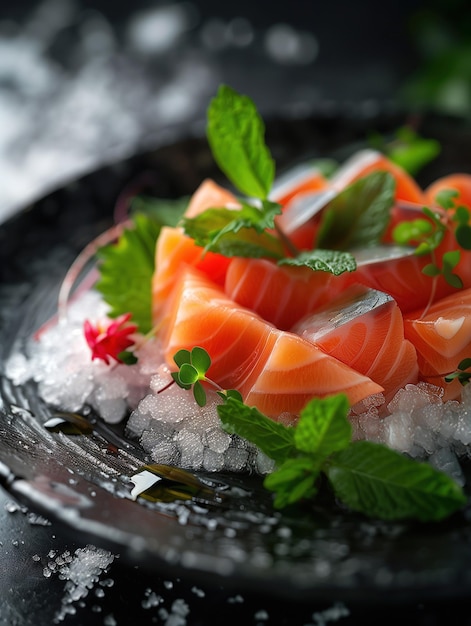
207;84;275;199
326;441;466;521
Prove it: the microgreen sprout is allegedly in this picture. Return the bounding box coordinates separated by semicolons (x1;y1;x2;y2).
171;347;214;406
444;358;471;386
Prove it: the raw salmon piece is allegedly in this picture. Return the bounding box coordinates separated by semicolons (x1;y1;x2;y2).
152;179;239;324
184;178;240;217
271;163;329;206
425;174;471;210
161;266;383;418
404;287;471;400
224;256;350;330
292;285;419;404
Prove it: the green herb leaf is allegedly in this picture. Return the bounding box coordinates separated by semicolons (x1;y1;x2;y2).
95;213;162;334
278;249;357;275
382;126;441;176
264;456;321;508
130;196;189;226
294;394;351;456
181;204;284;259
326;441;466;521
435;189;459;210
207;84;275;199
315;171;395;250
217;397;295;464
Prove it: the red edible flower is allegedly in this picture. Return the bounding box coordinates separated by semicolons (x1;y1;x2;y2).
84;313;138;365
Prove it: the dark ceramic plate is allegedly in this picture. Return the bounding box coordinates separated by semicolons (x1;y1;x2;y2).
2;112;471;608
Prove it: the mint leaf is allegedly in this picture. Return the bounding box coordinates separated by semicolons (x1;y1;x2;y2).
217;397;295;464
325;441;466;521
294;394;351;456
264;456;321;508
278;249;356;275
95;213;162;334
182;205;284;259
316;171;395;250
207;84;275;199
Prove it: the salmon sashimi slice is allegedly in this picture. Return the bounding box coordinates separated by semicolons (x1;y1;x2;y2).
224;256;350;330
270;162;329;206
152;179;239;325
160;266;383;419
404;287;471;400
292;285;419;405
184;178;240;218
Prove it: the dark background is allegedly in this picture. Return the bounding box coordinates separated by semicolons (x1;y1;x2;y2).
1;2;471;625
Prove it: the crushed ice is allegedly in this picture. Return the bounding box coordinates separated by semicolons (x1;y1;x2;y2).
6;288;471;480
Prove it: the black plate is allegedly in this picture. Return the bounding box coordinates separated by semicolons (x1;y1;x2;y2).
2;112;471;608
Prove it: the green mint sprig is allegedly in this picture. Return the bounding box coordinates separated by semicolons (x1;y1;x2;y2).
171;347;466;522
218;394;466;520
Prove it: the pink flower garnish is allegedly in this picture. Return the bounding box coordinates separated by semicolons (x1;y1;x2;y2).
84;313;138;365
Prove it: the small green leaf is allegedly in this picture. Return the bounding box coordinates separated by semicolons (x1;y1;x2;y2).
315;171;395;250
171;371;191;390
182;206;284;259
456;224;471;250
392;219;433;245
326;441;466;521
294;394;352;456
264;456;321;508
217;397;295;464
130;196;189;226
193;381;207;407
458;358;471;371
435;188;459;210
422;263;441;277
207;84;275;199
179;363;199;385
174;349;192;368
117;350;138;365
279;249;357;275
191;346;211;375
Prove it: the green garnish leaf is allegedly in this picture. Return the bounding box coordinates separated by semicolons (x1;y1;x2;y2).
181;204;284;259
130;196;189;226
381;126;441;176
326;441;466;521
435;189;459;210
218;397;295;464
315;171;395;250
117;350;138;365
207;84;275;199
279;249;357;275
172;346;212;406
294;394;351;456
264;456;321;508
95;213;163;334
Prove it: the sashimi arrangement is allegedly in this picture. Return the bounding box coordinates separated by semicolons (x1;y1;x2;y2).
12;85;471;523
